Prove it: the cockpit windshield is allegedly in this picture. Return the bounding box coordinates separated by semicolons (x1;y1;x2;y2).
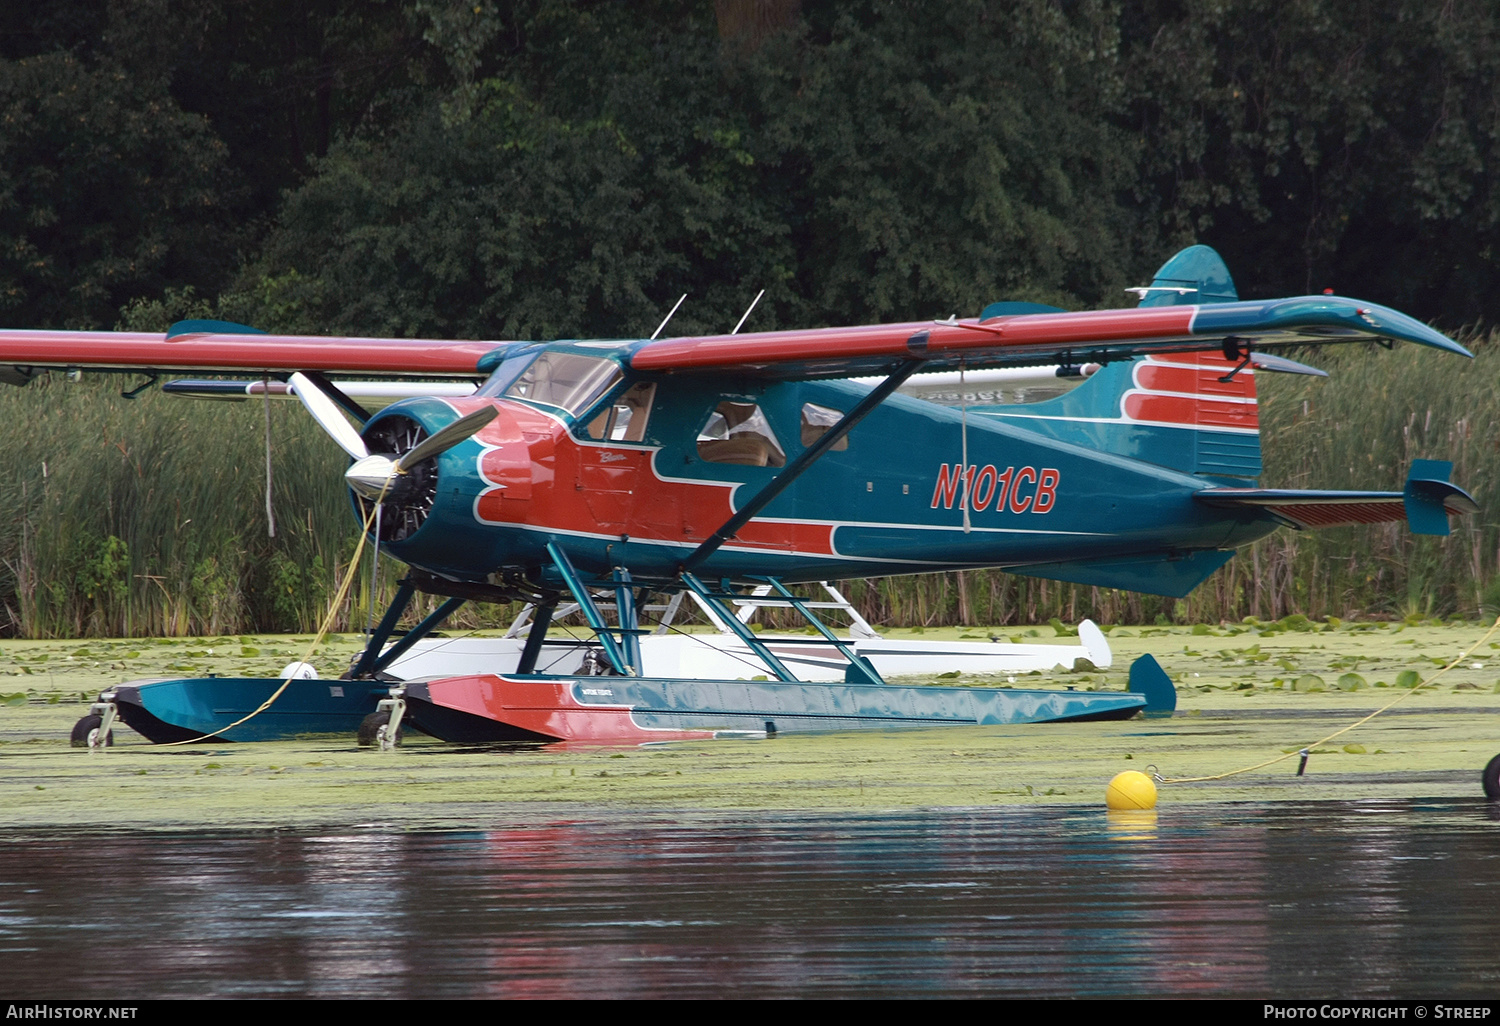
474;344;545;398
488;351;624;417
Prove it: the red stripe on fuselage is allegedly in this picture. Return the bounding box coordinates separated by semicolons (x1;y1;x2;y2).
1123;394;1260;429
1134;362;1256;402
1123;352;1260;429
460;399;837;555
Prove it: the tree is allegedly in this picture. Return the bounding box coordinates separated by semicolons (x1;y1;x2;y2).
229;0;1149;339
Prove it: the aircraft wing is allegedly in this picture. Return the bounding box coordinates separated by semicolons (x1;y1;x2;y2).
631;296;1470;380
0;295;1466;384
0;329;504;378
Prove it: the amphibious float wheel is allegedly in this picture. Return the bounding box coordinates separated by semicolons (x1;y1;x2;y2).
1483;753;1500;799
358;711;402;748
69;714;112;748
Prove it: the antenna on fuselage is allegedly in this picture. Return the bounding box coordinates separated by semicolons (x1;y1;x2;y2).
651;294;688;340
731;289;765;334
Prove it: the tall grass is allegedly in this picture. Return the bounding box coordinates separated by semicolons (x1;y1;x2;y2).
0;378;355;636
0;336;1495;637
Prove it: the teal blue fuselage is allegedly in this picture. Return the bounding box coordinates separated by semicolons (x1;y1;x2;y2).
373;350;1277;599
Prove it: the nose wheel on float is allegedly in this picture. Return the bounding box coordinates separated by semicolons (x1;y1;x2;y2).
1485;754;1500;799
70;692;118;749
358;691;407;750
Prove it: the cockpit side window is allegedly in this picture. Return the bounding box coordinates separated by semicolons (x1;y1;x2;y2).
697;401;786;467
503;352;623;416
585;382;657;442
800;402;849;451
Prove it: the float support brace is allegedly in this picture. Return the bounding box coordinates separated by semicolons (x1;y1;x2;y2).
546;542;634;676
679;572;798;682
370;597;467;675
517;601;556;674
350;580;416;679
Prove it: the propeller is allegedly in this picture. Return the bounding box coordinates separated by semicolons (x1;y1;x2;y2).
289;372;498;501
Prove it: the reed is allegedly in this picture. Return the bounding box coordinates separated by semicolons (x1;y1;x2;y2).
0;336;1494;638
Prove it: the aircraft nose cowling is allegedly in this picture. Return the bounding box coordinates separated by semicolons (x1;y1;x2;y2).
354;404;446;542
351;397;527;550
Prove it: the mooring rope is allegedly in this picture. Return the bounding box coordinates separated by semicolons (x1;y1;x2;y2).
1152;614;1500;784
152;478;392;747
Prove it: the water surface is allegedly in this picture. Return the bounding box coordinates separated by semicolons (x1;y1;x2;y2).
2;800;1496;998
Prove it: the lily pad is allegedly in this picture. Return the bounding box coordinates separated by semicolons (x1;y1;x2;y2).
1337;673;1367;691
1293;674;1326;692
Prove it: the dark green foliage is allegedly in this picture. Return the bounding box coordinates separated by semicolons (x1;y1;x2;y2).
1126;0;1500;322
226;1;1145;338
0;46;238;328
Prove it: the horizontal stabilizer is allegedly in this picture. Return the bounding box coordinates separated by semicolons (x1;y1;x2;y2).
1248;352;1327;377
1197;463;1478;536
1009;549;1235;599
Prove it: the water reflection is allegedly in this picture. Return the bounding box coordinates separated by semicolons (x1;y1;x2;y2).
0;801;1496;998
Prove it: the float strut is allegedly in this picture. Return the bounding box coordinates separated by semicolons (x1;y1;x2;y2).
350;580;416;679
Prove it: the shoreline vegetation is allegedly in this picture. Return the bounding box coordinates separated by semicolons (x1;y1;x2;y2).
2;338;1497;638
0;623;1496;828
6;3;1500;640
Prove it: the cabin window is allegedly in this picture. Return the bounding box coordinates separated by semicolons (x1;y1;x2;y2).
697;401;786;467
800;402;849;451
585;382;657;442
503;352;623;416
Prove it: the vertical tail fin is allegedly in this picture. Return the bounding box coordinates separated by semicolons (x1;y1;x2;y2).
984;246;1261;480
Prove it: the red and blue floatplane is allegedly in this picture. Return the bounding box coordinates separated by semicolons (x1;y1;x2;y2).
0;246;1477;746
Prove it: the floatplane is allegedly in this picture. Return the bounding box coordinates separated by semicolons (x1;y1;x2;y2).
0;245;1477;747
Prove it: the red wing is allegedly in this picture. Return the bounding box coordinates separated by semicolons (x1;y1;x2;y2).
630;297;1468;379
0;329;504;377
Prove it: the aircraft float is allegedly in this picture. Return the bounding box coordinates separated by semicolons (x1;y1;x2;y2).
0;246;1479;747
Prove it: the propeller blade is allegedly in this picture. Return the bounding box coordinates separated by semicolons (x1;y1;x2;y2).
289;372;368;460
396;406;498;472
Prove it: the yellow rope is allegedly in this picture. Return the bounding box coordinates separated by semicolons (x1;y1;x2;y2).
1155;614;1500;784
153;481;391;747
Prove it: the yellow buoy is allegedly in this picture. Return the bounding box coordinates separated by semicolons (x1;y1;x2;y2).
1106;770;1158;810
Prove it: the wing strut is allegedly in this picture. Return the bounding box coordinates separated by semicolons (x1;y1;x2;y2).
299;371;372;424
680;355;925;573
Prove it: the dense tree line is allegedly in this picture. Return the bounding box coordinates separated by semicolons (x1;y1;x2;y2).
5;0;1500;337
5;0;1500;635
